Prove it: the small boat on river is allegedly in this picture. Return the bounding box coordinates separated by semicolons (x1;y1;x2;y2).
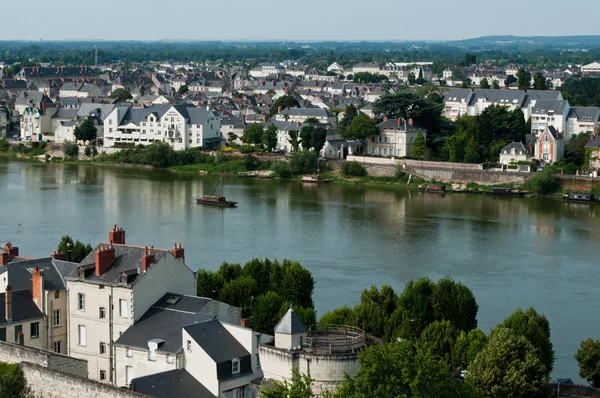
301;175;330;184
485;188;526;197
563;192;598;204
418;184;446;193
197;173;238;207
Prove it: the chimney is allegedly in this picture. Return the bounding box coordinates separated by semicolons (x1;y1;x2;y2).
240;318;251;328
141;247;155;273
408;118;413;126
171;243;184;259
109;225;126;245
41;101;46;114
32;266;44;310
383;116;388;122
52;251;67;261
397;117;401;127
95;244;116;276
278;106;282;113
5;285;12;321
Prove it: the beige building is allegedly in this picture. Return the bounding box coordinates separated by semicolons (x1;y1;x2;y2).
370;118;427;158
66;226;196;383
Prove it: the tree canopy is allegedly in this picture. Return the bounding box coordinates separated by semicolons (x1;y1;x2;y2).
243;123;264;145
109;88;132;101
339;114;379;154
262;124;278;151
0;362;32;398
516;68;531;90
575;338;600;387
411;131;427;159
73;119;97;142
57;235;93;263
269;95;300;117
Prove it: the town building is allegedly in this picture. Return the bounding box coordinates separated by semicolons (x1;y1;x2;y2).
369;118;427;158
530;99;570;138
499;142;531;165
585;135;600;170
534;126;564;163
581;62;600;74
567;107;600;136
274;108;336;125
65;226;196;383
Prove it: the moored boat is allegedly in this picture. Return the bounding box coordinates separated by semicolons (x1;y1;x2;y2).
563;192;597;203
301;175;330;184
418;184;446;193
197;173;237;207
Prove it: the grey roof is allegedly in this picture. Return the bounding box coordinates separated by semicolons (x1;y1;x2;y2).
184;320;249;363
51;108;78;120
132;369;216;398
65;243;170;286
278;108;333;118
119;104;214;127
15;91;52;107
544;125;559;139
76;103;116;121
377;119;423;132
500;141;529;154
5;257;77;292
531;100;569;115
0;289;44;325
585;136;600;149
568;106;600;122
274;308;306;335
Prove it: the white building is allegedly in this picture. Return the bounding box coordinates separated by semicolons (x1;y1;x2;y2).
567;107;600;136
350;62;382;75
581;62;600;74
530;99;570;138
66;226;196;383
103;104;222;150
369;118;427;158
249;64;285;78
326;63;344;74
499;142;531;165
534;126;564;163
274;108;336;126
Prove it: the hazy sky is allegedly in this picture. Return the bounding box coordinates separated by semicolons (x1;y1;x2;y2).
4;0;600;41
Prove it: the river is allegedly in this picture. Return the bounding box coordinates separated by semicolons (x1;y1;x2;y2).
1;159;599;381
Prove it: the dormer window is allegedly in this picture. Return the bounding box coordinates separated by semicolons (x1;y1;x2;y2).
232;359;240;374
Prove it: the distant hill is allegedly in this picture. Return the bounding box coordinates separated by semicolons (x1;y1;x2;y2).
445;35;600;49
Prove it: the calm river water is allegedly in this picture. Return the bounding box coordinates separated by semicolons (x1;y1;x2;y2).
1;159;599;380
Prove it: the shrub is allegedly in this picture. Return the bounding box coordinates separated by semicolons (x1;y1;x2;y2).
239;144;257;154
242;154;258;171
525;169;560;195
270;161;292;178
0;138;9;152
289;150;318;175
84;146;92;157
220;146;234;153
62;141;79;157
341;161;367;177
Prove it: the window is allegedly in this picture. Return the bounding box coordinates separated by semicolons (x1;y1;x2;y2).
125;366;133;385
78;325;86;346
77;293;85;310
54;291;59;299
166;355;173;364
100;342;106;354
109;119;113;125
232;359;240;374
186;340;192;351
256;334;261;348
256;354;261;368
53;309;60;327
543;153;550;162
0;328;5;342
99;370;106;381
30;322;39;338
53;340;62;354
99;307;106;319
239;387;246;398
126;348;133;357
119;300;128;318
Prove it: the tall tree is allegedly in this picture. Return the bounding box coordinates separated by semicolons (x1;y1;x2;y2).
251;291;285;335
575;338;600;388
299;126;314;150
432;277;478;333
339;114;379;154
269;95;300;117
262;124;278;151
243;123;264;145
516;68;531;90
310;127;327;154
466;328;550;398
288;130;300;152
261;368;315;398
109;88;132;101
451;328;487;370
411;131;426;159
463;136;480;163
57;235;93;263
73;119;97;143
338;104;358;136
178;84;189;95
492;80;501;89
480;78;490;89
532;72;547;90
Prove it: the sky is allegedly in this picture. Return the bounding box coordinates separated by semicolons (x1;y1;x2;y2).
3;0;600;41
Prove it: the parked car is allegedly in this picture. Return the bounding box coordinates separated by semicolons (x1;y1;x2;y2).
25;136;31;141
12;133;19;138
554;378;573;385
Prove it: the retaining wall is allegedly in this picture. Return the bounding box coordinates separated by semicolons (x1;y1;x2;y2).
0;340;87;378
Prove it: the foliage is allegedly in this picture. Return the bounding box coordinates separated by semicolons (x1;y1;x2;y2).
270;161;292;178
337;104;358;136
480;78;490;89
565;132;592;167
465;328;550;398
0;138;9;152
0;362;32;398
575;338;600;387
261;368;315;398
288;130;301;152
62;141;79;157
352;72;388;84
57;235;93;263
495;307;554;373
432;277;479;333
451;328;488;370
270;95;300;117
243;123;264;145
341;161;367;177
109;88;132;101
196;269;223;299
178;84;188;95
303;117;319;124
218;275;257;309
561;77;600;107
299;126;327;153
411;131;427;159
317;305;355;329
289;150;318;175
492;80;501;89
525;169;560;195
262;124;278;151
516;68;531;90
339;114;379;153
533;72;547;90
417;320;457;364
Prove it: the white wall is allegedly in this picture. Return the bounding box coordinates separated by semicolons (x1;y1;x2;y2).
115;346;178;387
182;328;219;396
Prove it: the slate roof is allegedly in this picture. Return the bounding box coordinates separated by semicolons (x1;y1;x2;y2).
4;257;77;292
377;119;424;132
531;100;569;115
184;320;250;363
585;136;600;149
0;80;27;90
65;243;170;286
118;104;214;127
278;108;333;118
501;141;529;154
20;67;98;79
132;369;216;398
0;289;44;325
274;308;306;335
568;106;600;122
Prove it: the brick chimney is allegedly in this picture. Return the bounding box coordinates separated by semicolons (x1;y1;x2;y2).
51;251;67;261
109;225;125;245
141;246;155;273
32;267;44;310
1;243;18;265
408;118;413;126
5;285;12;321
278;106;282;113
95;244;116;276
240;318;251;328
171;243;184;259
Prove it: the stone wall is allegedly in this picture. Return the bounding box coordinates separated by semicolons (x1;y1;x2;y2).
20;362;149;398
557;175;598;192
403;166;530;185
552;383;600;397
0;340;87;378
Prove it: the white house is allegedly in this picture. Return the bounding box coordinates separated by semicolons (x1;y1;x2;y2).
530;99;570;138
66;226;196;383
326;63;344;74
499;142;531;165
274;108;336;126
103;104;222;150
567;107;600;136
369;118;427;158
581;62;600;74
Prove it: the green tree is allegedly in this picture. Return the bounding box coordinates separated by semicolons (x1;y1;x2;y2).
505;75;517;88
317;306;355;329
408;72;416;86
84;146;92;157
0;362;33;398
311;127;327;154
532;72;547;90
466;328;550;398
303;117;319;124
61;141;79;157
525;169;560;195
74;119;97;142
261;368;315;398
565;132;592;167
340;161;367;177
178;84;189;95
461;81;469;88
196;270;223;299
415;69;426;85
389;278;436;340
495;307;554;373
243;123;264;145
451;328;487;370
270;161;292;178
337;104;358;136
340;114;379;154
480;78;490;89
445;130;468;162
417;320;457;364
516;68;531;90
218;275;257;309
492;80;501;89
270;95;300;117
288;130;300;152
109;88;133;101
575;338;600;387
280;260;315;309
262;124;278;151
411;131;427;159
57;235;93;263
289;150;318;175
432;277;478;333
463;136;480;163
299;126;314;150
218;262;243;283
0;138;9;152
251;291;285;335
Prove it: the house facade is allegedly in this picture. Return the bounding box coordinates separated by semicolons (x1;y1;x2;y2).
274;108;336;126
567;107;600;136
499;142;531;165
66;226;196;383
534;126;564;163
369;118;427;158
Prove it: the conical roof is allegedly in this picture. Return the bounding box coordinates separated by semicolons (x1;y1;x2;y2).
274;308;307;335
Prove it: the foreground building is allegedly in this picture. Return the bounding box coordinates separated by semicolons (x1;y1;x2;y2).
370;118;427;157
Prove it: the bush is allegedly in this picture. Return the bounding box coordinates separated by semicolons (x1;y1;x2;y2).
84;146;92;157
525;169;560;195
341;161;367;177
0;361;31;398
62;141;79;157
0;138;9;152
242;154;258;171
239;144;257;154
270;161;292;178
289;150;318;175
